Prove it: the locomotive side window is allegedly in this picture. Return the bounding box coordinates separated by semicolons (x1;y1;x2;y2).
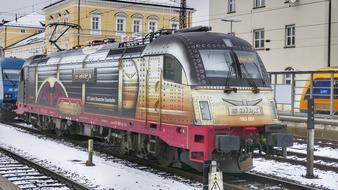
164;56;182;84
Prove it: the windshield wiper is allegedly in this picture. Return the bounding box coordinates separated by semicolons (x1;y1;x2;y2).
224;55;237;94
251;62;267;87
240;64;260;94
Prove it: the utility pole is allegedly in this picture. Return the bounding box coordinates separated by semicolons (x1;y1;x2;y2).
306;74;315;179
221;19;241;34
328;0;331;67
179;0;187;29
77;0;80;46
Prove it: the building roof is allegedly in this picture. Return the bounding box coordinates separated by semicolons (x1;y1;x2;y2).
4;12;44;29
7;32;45;49
43;0;193;11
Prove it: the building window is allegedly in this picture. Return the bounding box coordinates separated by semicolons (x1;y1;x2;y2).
64;13;69;23
228;0;236;13
254;0;265;8
57;15;61;33
285;25;295;47
171;21;179;30
284;67;294;85
149;20;157;32
48;17;54;37
64;40;69;49
254;29;265;49
117;17;126;33
91;14;101;34
20;29;26;33
133;19;142;34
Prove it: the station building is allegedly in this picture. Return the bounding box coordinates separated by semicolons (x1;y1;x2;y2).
0;12;45;50
4;32;45;59
43;0;194;53
209;0;338;71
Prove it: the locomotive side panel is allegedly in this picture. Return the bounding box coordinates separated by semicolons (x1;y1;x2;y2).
29;57;142;118
161;55;194;125
85;61;120;115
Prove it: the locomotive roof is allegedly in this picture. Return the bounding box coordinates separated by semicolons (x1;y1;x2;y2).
26;31;257;85
143;31;255;85
0;58;25;69
149;31;253;52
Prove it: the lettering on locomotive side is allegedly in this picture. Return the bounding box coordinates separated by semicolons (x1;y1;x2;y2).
86;96;116;104
73;68;96;82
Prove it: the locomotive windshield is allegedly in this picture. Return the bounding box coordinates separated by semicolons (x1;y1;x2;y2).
235;51;263;79
2;69;20;81
199;49;269;87
199;49;236;78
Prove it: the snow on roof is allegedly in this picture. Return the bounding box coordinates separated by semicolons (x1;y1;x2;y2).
8;32;45;49
4;12;44;28
44;0;191;10
121;0;179;6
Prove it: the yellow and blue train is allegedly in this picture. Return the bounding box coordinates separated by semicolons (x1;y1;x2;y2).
0;58;25;120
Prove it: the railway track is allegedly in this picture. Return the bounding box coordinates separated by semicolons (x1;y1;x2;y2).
294;136;338;149
0;144;90;190
254;150;338;173
2;121;323;190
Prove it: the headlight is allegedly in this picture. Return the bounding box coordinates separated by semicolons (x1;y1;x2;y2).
4;93;12;99
199;101;212;120
269;100;278;119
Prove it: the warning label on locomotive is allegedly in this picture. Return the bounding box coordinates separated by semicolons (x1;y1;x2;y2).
228;106;262;115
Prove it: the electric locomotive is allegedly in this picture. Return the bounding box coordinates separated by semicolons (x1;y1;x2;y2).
16;27;293;173
0;58;25;120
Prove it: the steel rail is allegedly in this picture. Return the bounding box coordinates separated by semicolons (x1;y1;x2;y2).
241;173;318;190
286;151;338;164
0;145;90;190
294;137;338;149
254;153;338;173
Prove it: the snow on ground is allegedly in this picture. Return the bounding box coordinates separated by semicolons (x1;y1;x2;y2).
289;142;338;159
252;158;338;190
0;124;201;190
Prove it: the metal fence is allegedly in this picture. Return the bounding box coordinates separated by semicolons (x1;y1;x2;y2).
269;70;338;120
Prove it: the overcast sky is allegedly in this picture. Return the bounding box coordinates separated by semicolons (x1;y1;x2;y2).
0;0;209;26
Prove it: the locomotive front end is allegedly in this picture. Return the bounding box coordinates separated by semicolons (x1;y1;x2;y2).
0;58;25;121
145;30;293;173
186;34;293;172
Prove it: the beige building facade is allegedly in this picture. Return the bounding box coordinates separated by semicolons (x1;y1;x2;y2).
210;0;338;71
5;32;45;59
43;0;193;53
0;12;44;50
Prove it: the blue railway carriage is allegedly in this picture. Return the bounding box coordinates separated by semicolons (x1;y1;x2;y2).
0;58;25;120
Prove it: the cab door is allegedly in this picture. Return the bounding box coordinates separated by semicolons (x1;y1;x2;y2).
145;56;163;129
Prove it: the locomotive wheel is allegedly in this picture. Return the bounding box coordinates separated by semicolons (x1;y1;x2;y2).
55;128;65;137
155;140;175;167
117;137;128;155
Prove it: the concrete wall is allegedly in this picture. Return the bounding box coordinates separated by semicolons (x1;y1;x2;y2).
210;0;337;72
